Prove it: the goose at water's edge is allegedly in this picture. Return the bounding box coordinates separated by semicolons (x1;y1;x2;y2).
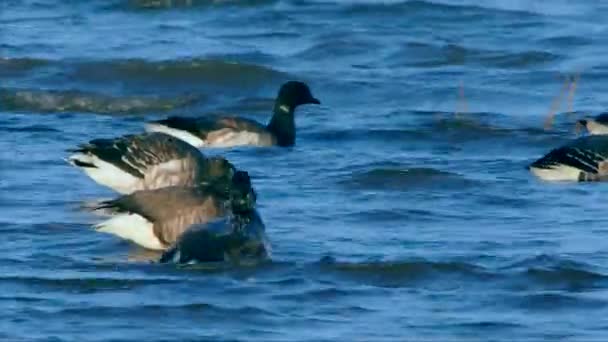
93;170;257;251
529;135;608;181
145;81;320;148
67;132;235;194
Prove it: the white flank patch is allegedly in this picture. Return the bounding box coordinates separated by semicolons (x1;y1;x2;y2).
529;164;582;181
68;152;142;194
207;131;262;148
95;213;165;250
144;123;205;148
587;121;608;135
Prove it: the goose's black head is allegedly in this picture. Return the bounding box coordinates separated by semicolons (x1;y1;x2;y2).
229;171;257;214
275;81;320;112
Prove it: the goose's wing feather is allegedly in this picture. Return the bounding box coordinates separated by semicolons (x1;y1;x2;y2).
213;116;267;133
146;115;273;147
70;132;207;189
97;186;228;245
147;116;219;140
149;116;268;137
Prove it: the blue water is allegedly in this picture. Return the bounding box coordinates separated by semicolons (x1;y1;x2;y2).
3;1;608;341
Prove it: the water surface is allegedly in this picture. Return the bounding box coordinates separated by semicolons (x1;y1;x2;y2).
2;1;608;341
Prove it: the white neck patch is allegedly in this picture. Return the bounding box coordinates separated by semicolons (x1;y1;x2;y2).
279;105;290;113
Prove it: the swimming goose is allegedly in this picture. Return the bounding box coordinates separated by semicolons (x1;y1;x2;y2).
159;197;269;265
93;170;257;250
577;113;608;135
529;135;608;181
145;81;320;148
67;132;235;194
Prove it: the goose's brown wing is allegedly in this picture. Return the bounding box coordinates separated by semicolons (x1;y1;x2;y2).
97;186;229;246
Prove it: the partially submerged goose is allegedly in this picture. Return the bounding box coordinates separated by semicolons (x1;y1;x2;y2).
93;170;257;250
68;132;234;194
529;135;608;181
577;113;608;135
145;81;320;148
160;193;269;265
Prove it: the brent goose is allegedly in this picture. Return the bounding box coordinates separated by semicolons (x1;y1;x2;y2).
93;170;257;250
529;135;608;181
67;132;235;194
145;81;320;148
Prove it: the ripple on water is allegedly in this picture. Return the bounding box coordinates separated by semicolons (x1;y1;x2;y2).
0;57;289;101
110;0;278;11
502;254;608;291
340;166;475;191
386;42;561;69
70;58;287;88
0;57;50;77
0;88;200;114
317;257;493;287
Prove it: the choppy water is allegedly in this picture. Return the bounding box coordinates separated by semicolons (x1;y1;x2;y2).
3;0;608;341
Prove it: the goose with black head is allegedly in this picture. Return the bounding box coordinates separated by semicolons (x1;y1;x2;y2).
145;81;320;148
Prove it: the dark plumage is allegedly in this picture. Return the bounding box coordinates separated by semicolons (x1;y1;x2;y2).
159;171;266;264
529;135;608;181
93;171;257;250
159;209;269;265
67;132;235;194
145;81;320;148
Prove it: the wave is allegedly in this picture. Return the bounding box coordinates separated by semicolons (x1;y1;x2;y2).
424;114;562;141
308;112;570;147
514;292;608;311
449;321;525;329
0;57;49;77
0;124;60;133
339;0;576;17
0;57;287;97
294;37;382;60
25;302;281;323
0;88;199;114
385;42;560;69
314;255;608;289
536;35;593;49
318;257;492;287
478;50;560;69
69;58;286;88
340;166;474;190
341;0;477;15
307;127;427;143
109;0;277;10
502;254;605;290
343;208;434;223
0;274;179;291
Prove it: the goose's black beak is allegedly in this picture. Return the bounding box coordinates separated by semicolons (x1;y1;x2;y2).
309;97;321;105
